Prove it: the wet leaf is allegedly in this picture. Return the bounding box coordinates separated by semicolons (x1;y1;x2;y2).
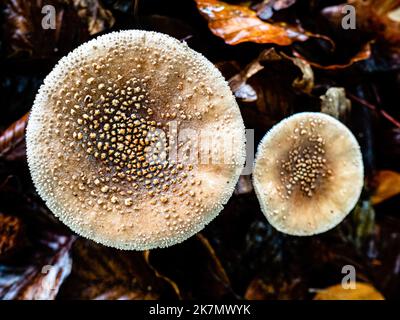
371;170;400;205
314;282;385;300
254;0;297;20
194;0;314;46
58;239;176;300
0;233;75;300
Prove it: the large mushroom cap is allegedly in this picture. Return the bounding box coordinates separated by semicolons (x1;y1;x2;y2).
253;112;363;236
26;30;246;250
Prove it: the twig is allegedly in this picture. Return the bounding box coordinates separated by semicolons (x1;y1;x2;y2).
348;94;400;129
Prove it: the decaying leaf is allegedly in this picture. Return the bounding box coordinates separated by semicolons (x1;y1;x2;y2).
72;0;115;35
0;233;75;300
314;282;385;300
194;0;313;45
0;213;23;257
320;87;351;122
58;239;176;300
371;170;400;205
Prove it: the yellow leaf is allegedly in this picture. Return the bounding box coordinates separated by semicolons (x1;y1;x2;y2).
314;283;384;300
371;170;400;205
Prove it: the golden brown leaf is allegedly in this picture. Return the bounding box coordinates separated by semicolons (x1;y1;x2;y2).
371;170;400;205
194;0;309;45
314;283;385;300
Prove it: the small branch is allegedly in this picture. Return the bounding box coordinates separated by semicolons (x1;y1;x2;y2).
348;94;400;129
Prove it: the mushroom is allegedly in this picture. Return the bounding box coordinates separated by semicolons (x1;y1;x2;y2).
26;30;246;250
253;112;363;236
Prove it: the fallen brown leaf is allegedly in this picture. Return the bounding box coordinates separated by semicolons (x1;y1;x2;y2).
0;112;29;160
194;0;311;46
0;233;75;300
371;170;400;205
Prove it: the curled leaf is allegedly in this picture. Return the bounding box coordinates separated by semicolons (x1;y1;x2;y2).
371;170;400;205
194;0;311;45
0;112;29;160
229;48;314;103
314;282;385;300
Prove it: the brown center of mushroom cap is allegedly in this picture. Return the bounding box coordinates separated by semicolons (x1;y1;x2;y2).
278;118;332;198
55;67;191;209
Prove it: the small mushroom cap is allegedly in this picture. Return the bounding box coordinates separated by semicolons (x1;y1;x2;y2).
26;30;245;250
253;112;363;236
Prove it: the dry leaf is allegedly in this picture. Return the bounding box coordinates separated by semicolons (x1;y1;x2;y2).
314;282;385;300
194;0;310;46
371;170;400;205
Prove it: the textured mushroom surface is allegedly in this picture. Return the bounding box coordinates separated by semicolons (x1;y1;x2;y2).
26;30;246;250
253;112;363;236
